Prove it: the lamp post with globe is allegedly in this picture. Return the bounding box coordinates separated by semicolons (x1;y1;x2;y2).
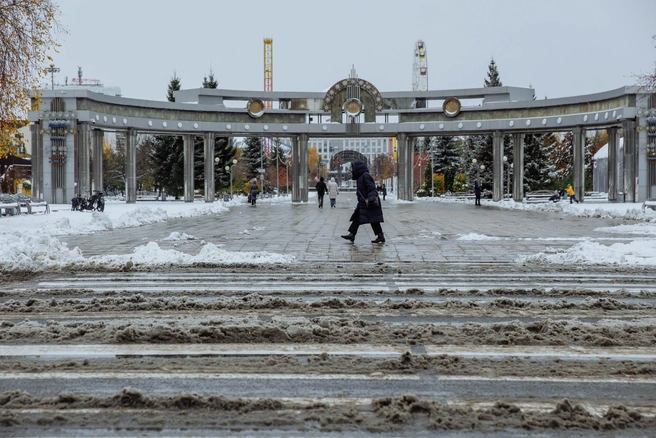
472;159;486;184
224;158;238;199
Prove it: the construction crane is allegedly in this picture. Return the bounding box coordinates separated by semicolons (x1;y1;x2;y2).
412;40;428;92
263;38;273;109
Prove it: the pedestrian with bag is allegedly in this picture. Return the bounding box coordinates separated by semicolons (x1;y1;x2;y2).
249;178;258;206
341;161;385;244
316;176;328;208
327;177;339;208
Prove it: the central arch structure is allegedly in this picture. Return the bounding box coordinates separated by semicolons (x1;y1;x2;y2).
29;67;655;205
330;150;368;169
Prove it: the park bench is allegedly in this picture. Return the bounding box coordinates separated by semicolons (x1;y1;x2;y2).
0;194;21;217
524;190;560;203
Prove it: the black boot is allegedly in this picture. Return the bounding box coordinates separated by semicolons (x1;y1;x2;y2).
371;234;385;244
341;233;355;242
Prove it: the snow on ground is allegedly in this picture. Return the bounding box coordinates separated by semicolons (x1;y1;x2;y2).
2;192;656;272
0;195;295;272
417;195;656;267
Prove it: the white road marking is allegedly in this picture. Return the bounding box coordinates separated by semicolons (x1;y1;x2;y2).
2;343;655;361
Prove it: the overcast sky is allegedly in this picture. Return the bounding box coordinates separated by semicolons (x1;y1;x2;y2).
49;0;655;102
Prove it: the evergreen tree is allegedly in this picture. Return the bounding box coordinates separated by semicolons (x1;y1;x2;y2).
242;137;266;180
150;73;184;198
189;70;236;193
464;57;512;191
167;72;182;102
431;136;461;192
523;133;557;191
484;58;503;87
202;69;219;89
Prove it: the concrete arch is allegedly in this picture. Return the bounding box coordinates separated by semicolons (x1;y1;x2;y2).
330;150;368;169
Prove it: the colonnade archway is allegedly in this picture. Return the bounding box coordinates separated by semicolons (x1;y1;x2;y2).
29;68;654;205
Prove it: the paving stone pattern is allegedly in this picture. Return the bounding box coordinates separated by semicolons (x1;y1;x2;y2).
61;194;627;263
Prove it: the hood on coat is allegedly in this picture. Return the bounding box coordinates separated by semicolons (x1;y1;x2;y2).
351;161;369;180
330;177;335;182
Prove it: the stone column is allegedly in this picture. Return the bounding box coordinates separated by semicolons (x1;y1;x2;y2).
512;133;524;202
292;134;309;202
30;123;42;199
204;133;216;202
91;129;104;194
76;123;91;197
125;129;137;203
607;127;618;201
492;131;503;201
572;126;586;202
396;133;413;201
183;134;194;202
622;120;637;203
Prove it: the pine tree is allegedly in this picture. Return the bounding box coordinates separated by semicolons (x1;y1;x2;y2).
431;136;461;192
465;57;509;190
150;73;184;198
167;72;182;102
484;58;503;87
242;137;266;180
523;133;556;191
202;69;219;89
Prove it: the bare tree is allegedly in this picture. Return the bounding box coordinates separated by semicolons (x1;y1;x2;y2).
635;35;656;91
0;0;62;157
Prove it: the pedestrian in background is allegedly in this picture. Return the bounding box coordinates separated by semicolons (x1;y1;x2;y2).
381;184;387;201
341;161;385;244
249;179;258;206
316;176;327;208
565;184;579;204
327;177;339;208
474;180;482;206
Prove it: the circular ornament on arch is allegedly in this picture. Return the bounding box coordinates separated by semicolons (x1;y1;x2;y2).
442;97;461;117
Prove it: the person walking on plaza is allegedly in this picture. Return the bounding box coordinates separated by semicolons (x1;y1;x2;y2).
327;177;339;208
341;161;385;244
381;184;387;201
249;179;258;206
474;180;482;206
316;176;327;208
565;184;579;204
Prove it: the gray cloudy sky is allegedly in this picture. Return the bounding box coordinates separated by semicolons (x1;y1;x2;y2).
51;0;655;101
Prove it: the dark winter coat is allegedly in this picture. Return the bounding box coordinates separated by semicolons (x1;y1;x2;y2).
316;179;327;196
349;161;384;224
249;183;258;199
474;181;482;197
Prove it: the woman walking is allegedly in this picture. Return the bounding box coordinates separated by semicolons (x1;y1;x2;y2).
327;177;339;208
341;161;385;244
249;179;258;206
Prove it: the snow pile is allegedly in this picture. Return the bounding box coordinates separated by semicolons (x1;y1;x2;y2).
91;242;295;269
518;240;656;266
162;232;197;241
0;231;85;271
457;233;502;241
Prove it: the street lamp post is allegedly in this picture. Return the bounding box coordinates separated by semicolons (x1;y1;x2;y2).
503;156;511;199
224;159;238;199
214;157;220;199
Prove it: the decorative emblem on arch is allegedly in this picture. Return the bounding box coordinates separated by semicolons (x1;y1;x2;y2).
330;150;368;170
322;78;384;113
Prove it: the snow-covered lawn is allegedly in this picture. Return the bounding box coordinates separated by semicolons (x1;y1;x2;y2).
0;195;295;272
413;196;656;267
